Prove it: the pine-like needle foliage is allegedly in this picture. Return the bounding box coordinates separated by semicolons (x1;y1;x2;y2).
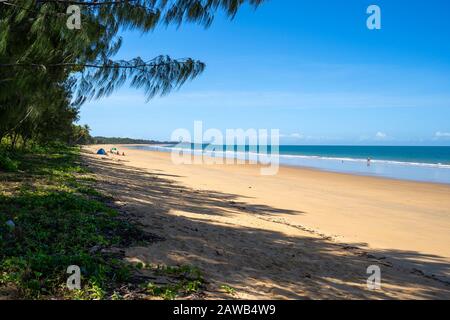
0;0;264;144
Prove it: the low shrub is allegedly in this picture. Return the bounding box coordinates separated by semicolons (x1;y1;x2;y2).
0;153;19;172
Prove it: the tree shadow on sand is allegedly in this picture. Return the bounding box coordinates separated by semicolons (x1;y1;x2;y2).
83;153;450;300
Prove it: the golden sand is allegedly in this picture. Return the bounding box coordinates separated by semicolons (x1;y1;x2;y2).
82;145;450;299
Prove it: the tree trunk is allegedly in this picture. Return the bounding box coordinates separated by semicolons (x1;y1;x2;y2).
10;133;19;150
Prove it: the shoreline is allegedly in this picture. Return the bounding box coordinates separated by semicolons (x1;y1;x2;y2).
125;144;450;185
83;144;450;298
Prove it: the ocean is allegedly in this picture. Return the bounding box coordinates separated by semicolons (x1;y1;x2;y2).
128;145;450;184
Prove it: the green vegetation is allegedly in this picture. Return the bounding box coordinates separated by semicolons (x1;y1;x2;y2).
220;284;236;296
144;265;205;300
0;152;19;172
0;146;153;299
0;145;206;300
91;137;175;145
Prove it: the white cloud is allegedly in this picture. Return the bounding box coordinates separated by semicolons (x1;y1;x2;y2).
435;132;450;138
375;132;387;139
433;131;450;140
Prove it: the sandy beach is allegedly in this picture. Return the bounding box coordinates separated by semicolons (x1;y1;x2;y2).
82;145;450;299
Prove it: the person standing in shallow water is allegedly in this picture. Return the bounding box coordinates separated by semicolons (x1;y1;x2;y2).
367;157;371;166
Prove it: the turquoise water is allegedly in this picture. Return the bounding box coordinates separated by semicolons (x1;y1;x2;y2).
277;145;450;165
129;145;450;184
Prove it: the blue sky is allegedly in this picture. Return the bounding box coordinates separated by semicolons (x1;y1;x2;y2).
79;0;450;145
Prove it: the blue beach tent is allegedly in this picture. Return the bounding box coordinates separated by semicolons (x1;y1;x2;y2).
97;148;107;155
